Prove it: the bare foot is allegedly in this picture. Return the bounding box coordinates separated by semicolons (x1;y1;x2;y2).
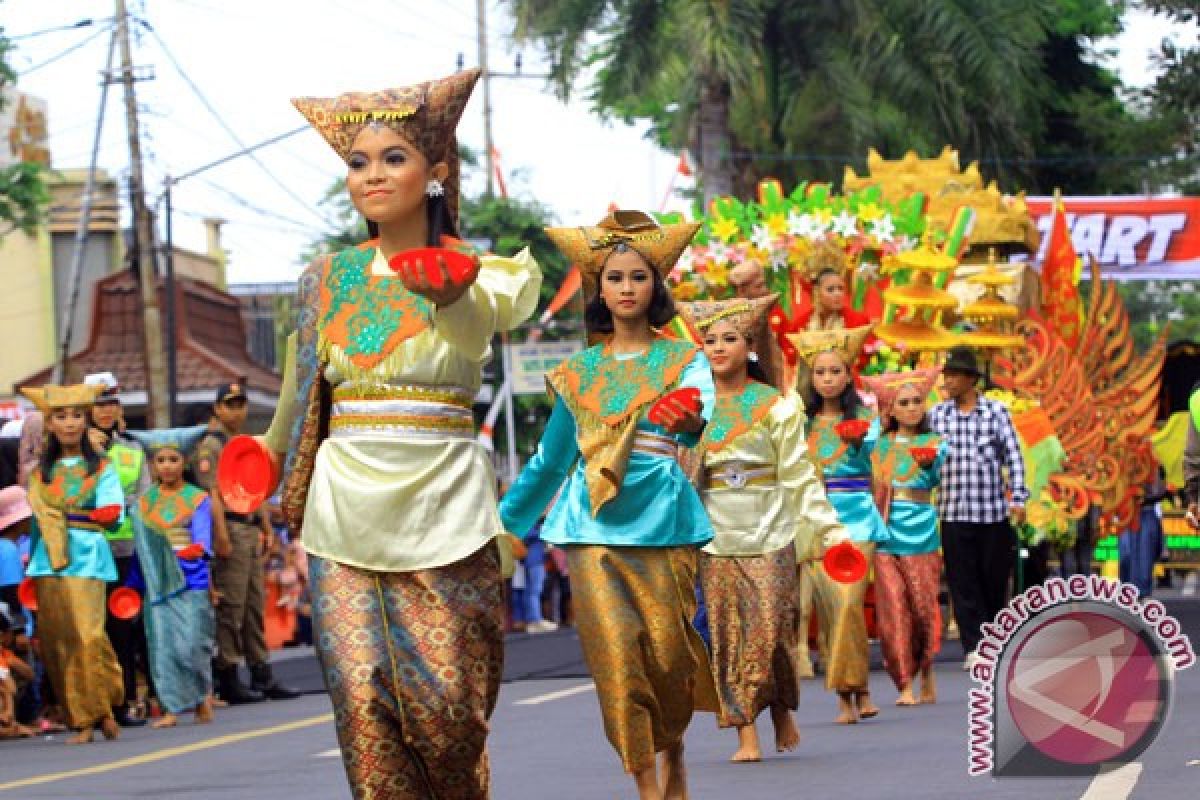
770;705;800;752
633;763;663;800
195;700;214;724
209;694;229;709
100;716;120;741
730;724;762;763
895;685;918;706
835;691;858;725
919;667;937;705
855;691;880;719
151;713;178;729
66;727;94;745
661;741;688;800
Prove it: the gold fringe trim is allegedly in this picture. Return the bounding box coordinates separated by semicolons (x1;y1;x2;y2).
318;335;415;396
333;106;418;124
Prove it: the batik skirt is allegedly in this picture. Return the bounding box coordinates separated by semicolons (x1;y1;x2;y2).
874;551;942;691
144;589;215;714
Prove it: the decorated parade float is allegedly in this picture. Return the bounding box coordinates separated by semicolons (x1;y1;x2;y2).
665;146;1195;578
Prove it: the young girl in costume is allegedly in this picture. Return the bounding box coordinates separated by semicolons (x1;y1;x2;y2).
501;210;717;800
20;384;124;744
788;326;885;725
260;68;541;799
679;298;845;764
863;370;946;706
127;426;215;729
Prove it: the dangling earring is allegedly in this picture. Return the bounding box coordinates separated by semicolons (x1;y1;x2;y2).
425;178;445;198
748;351;759;362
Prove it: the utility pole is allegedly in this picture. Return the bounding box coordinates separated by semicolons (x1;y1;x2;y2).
115;0;169;426
476;0;495;197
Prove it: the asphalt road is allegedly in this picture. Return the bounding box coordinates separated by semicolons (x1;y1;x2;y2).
2;598;1196;800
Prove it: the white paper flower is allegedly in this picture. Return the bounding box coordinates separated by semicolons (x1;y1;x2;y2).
868;214;895;243
832;211;858;238
787;210;807;236
751;223;774;252
676;248;695;273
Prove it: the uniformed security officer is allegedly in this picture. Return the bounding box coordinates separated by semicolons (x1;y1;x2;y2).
84;372;152;727
192;382;297;703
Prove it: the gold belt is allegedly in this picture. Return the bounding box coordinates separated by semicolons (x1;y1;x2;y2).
632;432;678;458
705;462;776;490
892;488;933;504
330;385;475;440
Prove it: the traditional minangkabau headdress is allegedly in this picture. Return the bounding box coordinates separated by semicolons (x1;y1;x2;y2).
126;425;209;457
545;210;701;297
787;325;873;369
20;383;106;412
677;296;776;340
291;68;481;225
861;368;941;420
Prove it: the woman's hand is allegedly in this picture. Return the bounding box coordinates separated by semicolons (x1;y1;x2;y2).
656;397;705;435
393;251;480;308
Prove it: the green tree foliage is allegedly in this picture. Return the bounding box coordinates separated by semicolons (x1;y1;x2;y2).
0;26;50;235
507;0;1183;197
1138;0;1199;193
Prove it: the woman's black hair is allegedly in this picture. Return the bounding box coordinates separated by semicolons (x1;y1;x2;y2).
746;357;771;386
584;243;677;335
804;370;864;423
39;412;103;483
884;411;933;435
814;267;842;286
363;178;458;245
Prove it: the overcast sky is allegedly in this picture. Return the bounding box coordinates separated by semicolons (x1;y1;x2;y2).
4;0;1195;284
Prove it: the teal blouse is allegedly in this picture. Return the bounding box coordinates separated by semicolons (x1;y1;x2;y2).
873;431;948;556
806;410;888;543
27;457;122;582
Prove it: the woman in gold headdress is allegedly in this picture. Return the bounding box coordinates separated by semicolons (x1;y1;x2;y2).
500;211;717;800
788;326;886;724
20;384;125;744
862;369;946;706
259;69;542;799
677;298;844;763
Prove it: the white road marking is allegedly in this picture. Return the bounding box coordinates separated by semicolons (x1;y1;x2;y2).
513;683;596;706
314;748;341;758
1079;762;1143;800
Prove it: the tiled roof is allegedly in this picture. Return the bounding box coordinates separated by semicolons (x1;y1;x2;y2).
15;271;282;395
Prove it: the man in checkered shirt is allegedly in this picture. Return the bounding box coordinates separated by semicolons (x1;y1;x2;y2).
930;346;1029;667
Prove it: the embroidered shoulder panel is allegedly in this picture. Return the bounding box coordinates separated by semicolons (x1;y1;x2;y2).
873;431;941;487
317;242;432;371
548;335;697;425
138;484;207;536
700;382;780;453
39;457;111;512
806;407;874;472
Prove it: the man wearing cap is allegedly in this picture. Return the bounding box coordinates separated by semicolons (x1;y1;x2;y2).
192;382;296;703
930;346;1029;671
84;373;153;728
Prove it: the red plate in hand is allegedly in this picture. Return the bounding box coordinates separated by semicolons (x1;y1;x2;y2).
910;446;938;466
108;587;142;620
89;504;122;527
648;388;702;426
217;436;279;514
176;543;206;561
17;577;37;612
823;541;868;584
835;418;870;442
388;247;477;289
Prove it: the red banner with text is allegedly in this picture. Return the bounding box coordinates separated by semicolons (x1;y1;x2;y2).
1024;196;1200;281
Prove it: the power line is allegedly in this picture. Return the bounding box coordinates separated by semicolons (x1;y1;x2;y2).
135;17;335;229
9;18;102;40
17;21;115;76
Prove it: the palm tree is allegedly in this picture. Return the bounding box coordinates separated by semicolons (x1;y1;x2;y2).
506;0;1059;199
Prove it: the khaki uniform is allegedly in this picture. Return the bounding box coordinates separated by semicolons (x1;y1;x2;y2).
192;427;268;669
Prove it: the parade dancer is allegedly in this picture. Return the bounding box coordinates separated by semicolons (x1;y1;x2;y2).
20;384;124;744
789;327;885;725
863;369;946;705
679;298;844;763
127;426;216;729
261;68;541;799
501;210;718;800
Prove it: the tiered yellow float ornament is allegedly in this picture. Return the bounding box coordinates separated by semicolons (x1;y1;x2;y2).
874;228;961;355
958;249;1024;354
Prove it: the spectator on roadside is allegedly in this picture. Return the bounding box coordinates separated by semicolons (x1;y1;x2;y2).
930;346;1028;671
0;487;31;618
1;608;37;739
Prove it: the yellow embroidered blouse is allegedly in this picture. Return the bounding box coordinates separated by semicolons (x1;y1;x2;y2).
700;390;844;559
264;247;540;572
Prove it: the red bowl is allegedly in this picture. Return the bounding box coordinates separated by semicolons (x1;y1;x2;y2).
910;446;938;465
108;587;142;620
823;541;868;584
647;387;702;426
387;247;476;289
835;419;870;442
17;577;37;612
217;436;279;514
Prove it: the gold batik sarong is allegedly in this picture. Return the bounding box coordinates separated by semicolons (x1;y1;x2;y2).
875;552;943;691
804;541;875;693
567;545;718;773
34;576;124;729
699;545;800;728
311;542;505;800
